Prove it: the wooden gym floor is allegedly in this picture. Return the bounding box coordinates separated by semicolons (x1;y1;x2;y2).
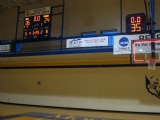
0;103;160;120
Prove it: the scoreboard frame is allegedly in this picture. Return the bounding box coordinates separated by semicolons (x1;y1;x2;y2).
126;13;147;34
23;6;52;40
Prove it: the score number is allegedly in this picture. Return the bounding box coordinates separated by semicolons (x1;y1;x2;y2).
33;15;50;23
126;13;146;34
130;16;141;32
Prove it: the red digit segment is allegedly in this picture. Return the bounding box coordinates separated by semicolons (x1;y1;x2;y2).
43;15;50;23
136;23;141;31
131;24;136;32
45;29;48;34
33;31;35;35
40;30;43;34
33;30;40;35
25;32;27;36
25;20;30;26
44;18;50;23
29;32;32;35
36;30;39;35
137;16;141;23
131;17;135;23
34;16;41;22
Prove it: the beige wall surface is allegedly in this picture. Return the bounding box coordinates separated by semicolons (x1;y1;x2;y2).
0;67;160;112
0;0;160;41
0;0;160;113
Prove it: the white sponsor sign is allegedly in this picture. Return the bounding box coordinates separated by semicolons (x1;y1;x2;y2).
114;34;149;55
66;37;108;48
0;45;10;52
134;40;160;53
114;33;160;55
25;6;51;17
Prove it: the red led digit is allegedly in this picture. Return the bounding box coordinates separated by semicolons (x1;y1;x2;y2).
45;29;48;34
34;16;36;22
131;17;135;23
29;32;31;35
25;20;30;26
37;16;40;21
34;16;41;22
44;18;50;23
131;24;136;32
40;30;43;34
136;23;141;31
33;31;35;35
36;30;39;35
25;32;27;36
33;30;40;35
137;16;141;23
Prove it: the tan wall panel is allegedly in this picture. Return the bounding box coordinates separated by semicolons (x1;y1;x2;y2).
0;67;160;112
0;11;2;40
0;0;160;113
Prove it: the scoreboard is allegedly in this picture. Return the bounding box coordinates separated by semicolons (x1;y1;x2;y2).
126;13;146;34
23;7;51;40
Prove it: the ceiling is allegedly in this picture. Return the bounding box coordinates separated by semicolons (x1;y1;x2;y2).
0;0;43;9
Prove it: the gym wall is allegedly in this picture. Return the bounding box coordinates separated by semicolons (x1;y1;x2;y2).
0;66;160;113
1;0;160;41
0;0;160;50
0;0;160;113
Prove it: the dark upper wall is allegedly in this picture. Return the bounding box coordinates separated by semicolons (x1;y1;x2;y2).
0;0;159;41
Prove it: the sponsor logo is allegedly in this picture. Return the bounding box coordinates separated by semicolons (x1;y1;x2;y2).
119;37;129;47
69;39;82;47
25;11;30;17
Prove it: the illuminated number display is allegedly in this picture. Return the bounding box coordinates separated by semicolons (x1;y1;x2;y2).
23;14;51;40
126;13;146;34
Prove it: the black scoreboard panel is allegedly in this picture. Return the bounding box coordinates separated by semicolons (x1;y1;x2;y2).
126;13;146;34
23;14;51;40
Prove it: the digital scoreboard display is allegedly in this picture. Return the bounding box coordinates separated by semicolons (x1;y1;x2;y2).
23;7;51;40
126;13;146;34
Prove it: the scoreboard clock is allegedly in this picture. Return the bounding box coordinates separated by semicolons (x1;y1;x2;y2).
126;13;146;34
23;6;51;40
